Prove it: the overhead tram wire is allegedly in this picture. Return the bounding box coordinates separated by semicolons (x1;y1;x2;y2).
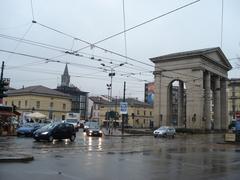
0;49;102;71
33;0;200;68
6;23;33;61
33;24;202;80
122;0;128;63
25;0;200;72
30;0;35;21
0;33;139;68
34;21;154;68
74;0;201;52
0;33;150;73
4;0;201;81
0;32;199;81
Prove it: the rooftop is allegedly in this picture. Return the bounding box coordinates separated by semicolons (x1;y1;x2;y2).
7;85;70;98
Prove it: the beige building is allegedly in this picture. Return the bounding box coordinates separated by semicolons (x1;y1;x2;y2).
4;85;71;120
89;97;153;128
228;78;240;121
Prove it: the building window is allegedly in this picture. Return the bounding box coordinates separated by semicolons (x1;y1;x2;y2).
63;103;66;110
137;110;139;115
18;101;21;108
50;102;53;108
150;111;152;116
144;110;146;116
36;101;40;109
25;100;28;107
5;101;7;106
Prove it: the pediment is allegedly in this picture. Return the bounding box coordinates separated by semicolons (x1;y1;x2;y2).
201;48;232;70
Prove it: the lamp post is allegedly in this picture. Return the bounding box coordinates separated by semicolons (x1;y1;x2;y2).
101;63;124;135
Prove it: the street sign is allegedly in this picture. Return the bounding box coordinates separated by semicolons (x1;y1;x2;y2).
120;102;128;114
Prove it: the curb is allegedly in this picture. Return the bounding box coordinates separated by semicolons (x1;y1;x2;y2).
0;154;34;163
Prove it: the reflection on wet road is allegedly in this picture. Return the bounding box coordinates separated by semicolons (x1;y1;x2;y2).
1;132;240;180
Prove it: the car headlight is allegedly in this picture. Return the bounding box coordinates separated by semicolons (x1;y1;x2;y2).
89;130;93;133
41;131;48;135
99;130;102;133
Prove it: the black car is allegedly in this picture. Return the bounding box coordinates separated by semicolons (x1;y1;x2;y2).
86;124;103;137
33;122;76;142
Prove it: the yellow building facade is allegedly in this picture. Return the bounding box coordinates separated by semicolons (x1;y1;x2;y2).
4;85;71;120
93;97;153;128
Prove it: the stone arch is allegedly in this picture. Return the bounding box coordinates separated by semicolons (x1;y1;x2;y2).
167;79;186;127
151;48;232;131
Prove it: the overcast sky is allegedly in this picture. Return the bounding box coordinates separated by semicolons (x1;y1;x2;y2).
0;0;239;100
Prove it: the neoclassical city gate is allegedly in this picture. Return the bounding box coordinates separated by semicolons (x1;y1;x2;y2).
150;47;232;130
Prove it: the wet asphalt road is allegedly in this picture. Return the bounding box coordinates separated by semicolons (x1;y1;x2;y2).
1;131;240;180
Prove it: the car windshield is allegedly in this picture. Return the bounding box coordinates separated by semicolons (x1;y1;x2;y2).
21;123;37;127
66;119;78;123
158;127;168;130
39;123;59;130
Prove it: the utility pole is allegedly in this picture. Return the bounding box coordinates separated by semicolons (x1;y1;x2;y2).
122;81;126;135
0;61;10;104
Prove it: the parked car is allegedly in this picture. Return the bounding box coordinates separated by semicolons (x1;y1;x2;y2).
65;119;80;131
17;123;42;137
33;122;76;142
153;126;176;138
86;124;103;137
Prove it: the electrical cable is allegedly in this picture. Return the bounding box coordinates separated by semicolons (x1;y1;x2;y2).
6;23;33;61
31;0;35;20
122;0;128;63
75;0;201;52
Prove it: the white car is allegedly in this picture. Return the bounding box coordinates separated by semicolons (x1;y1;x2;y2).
153;126;176;138
65;119;80;131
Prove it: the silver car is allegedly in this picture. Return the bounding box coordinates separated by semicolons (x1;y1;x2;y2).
153;126;176;138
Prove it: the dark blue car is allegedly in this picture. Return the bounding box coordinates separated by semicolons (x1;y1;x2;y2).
16;123;42;137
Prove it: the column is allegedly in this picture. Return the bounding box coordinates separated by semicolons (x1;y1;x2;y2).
153;71;161;128
178;81;184;127
204;71;211;130
220;78;227;130
213;76;221;130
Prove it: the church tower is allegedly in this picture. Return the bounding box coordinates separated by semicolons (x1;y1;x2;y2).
61;64;70;86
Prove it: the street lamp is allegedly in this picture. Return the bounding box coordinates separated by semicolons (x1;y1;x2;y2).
101;63;125;134
101;63;124;104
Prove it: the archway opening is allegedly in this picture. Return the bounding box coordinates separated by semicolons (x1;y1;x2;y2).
168;80;186;127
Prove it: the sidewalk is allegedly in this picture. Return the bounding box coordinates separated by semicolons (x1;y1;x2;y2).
0;151;34;163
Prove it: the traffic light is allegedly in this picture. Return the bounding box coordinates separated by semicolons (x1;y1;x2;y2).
0;78;10;98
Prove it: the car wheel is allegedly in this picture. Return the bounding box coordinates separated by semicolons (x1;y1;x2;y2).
154;135;157;138
70;135;76;142
163;134;167;138
48;135;54;142
35;138;40;142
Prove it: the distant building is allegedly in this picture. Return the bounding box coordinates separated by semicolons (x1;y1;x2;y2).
228;78;240;120
56;64;88;120
88;96;109;122
4;85;71;120
91;96;153;128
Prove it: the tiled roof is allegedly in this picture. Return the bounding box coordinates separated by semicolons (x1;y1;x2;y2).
7;85;70;98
